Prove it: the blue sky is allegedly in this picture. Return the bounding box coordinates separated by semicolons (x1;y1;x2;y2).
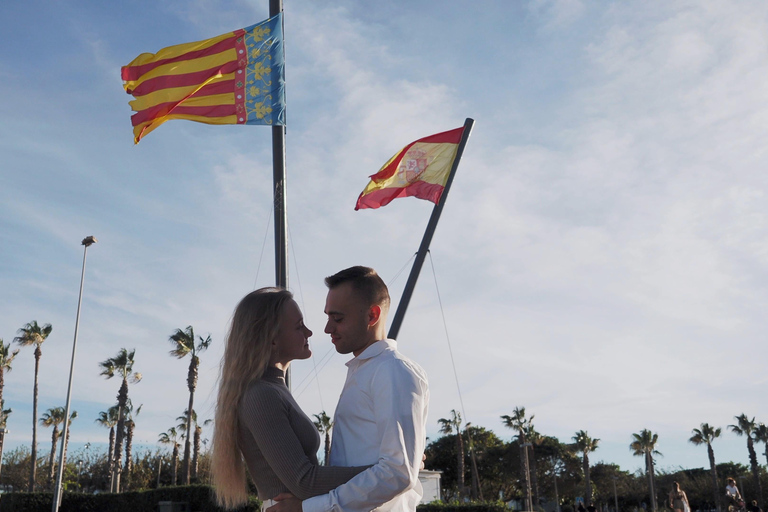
2;0;768;480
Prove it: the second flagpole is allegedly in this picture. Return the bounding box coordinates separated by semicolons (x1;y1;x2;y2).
387;117;475;340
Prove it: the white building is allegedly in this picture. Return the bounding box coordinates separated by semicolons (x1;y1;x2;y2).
418;470;442;503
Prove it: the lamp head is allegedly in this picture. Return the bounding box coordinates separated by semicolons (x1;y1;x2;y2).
81;236;98;247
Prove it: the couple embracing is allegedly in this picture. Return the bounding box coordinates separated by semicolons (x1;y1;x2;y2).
211;266;430;512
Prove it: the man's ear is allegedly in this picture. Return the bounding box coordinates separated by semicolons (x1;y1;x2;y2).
367;304;381;327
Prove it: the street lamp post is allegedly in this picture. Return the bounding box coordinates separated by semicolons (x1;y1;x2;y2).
52;236;97;512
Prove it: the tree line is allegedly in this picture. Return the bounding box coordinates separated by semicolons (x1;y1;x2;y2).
4;320;768;508
0;320;212;494
426;407;768;510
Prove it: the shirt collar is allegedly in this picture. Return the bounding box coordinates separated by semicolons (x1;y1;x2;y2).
346;339;396;367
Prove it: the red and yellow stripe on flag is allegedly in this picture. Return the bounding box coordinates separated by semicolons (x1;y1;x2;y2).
355;127;464;210
121;14;285;144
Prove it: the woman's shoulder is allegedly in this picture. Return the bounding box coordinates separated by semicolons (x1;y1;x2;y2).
241;379;288;408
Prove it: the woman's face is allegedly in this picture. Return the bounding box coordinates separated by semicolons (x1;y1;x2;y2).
273;299;313;363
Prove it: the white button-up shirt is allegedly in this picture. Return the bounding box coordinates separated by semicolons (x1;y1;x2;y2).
302;339;429;512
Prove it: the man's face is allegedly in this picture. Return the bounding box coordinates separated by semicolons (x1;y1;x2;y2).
324;282;373;356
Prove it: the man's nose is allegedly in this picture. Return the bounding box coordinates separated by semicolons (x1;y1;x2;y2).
324;320;332;334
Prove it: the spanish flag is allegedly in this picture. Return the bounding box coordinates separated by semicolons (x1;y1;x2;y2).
355;127;464;210
121;14;285;144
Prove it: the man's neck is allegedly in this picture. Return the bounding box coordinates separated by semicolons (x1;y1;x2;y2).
352;336;383;357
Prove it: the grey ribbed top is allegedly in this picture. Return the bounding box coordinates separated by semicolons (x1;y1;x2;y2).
238;366;367;500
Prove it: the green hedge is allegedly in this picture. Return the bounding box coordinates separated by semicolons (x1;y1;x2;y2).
418;502;509;512
0;487;506;512
0;485;260;512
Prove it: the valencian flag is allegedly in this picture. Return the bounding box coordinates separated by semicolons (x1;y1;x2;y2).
122;14;285;144
355;126;465;210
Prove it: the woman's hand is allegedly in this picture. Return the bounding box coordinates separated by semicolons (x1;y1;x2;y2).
267;493;301;512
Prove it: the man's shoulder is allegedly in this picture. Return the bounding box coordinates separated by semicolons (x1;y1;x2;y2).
371;347;428;383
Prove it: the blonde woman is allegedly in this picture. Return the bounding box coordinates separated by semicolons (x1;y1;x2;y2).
211;288;368;510
668;481;690;512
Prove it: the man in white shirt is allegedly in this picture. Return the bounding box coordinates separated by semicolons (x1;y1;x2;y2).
270;266;429;512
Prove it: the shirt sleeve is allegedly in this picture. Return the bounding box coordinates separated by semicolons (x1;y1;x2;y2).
241;385;369;500
301;359;429;512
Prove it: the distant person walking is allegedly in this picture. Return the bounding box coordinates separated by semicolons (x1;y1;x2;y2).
726;478;744;511
668;482;690;512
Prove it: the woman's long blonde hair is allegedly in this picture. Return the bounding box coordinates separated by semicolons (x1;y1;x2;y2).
211;287;294;509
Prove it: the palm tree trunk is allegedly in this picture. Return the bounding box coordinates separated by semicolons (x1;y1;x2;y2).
108;426;115;481
29;345;41;492
0;366;5;414
0;429;6;480
521;436;532;511
63;424;71;468
184;391;194;485
584;452;592;507
647;451;657;512
457;431;465;497
193;425;202;480
48;427;59;488
324;432;331;466
707;442;720;512
184;356;198;486
111;378;128;493
172;444;179;485
747;437;763;503
124;420;134;490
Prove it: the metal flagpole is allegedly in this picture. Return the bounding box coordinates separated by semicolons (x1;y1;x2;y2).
270;0;290;388
387;117;474;340
52;236;97;512
271;0;287;290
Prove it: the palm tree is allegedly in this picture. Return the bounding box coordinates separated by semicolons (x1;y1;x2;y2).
40;407;66;488
730;414;762;502
192;416;212;480
502;407;534;511
175;408;211;480
0;340;20;417
95;406;119;480
572;430;599;507
0;340;18;482
158;427;181;485
0;402;11;480
755;423;768;469
631;429;661;512
14;320;53;491
690;423;722;512
439;410;465;499
123;401;142;489
312;412;333;466
99;348;142;492
168;326;211;485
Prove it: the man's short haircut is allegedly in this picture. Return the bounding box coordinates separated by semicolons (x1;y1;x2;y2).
325;266;391;310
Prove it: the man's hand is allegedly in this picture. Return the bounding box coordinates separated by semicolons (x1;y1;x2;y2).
421;453;426;470
266;493;302;512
